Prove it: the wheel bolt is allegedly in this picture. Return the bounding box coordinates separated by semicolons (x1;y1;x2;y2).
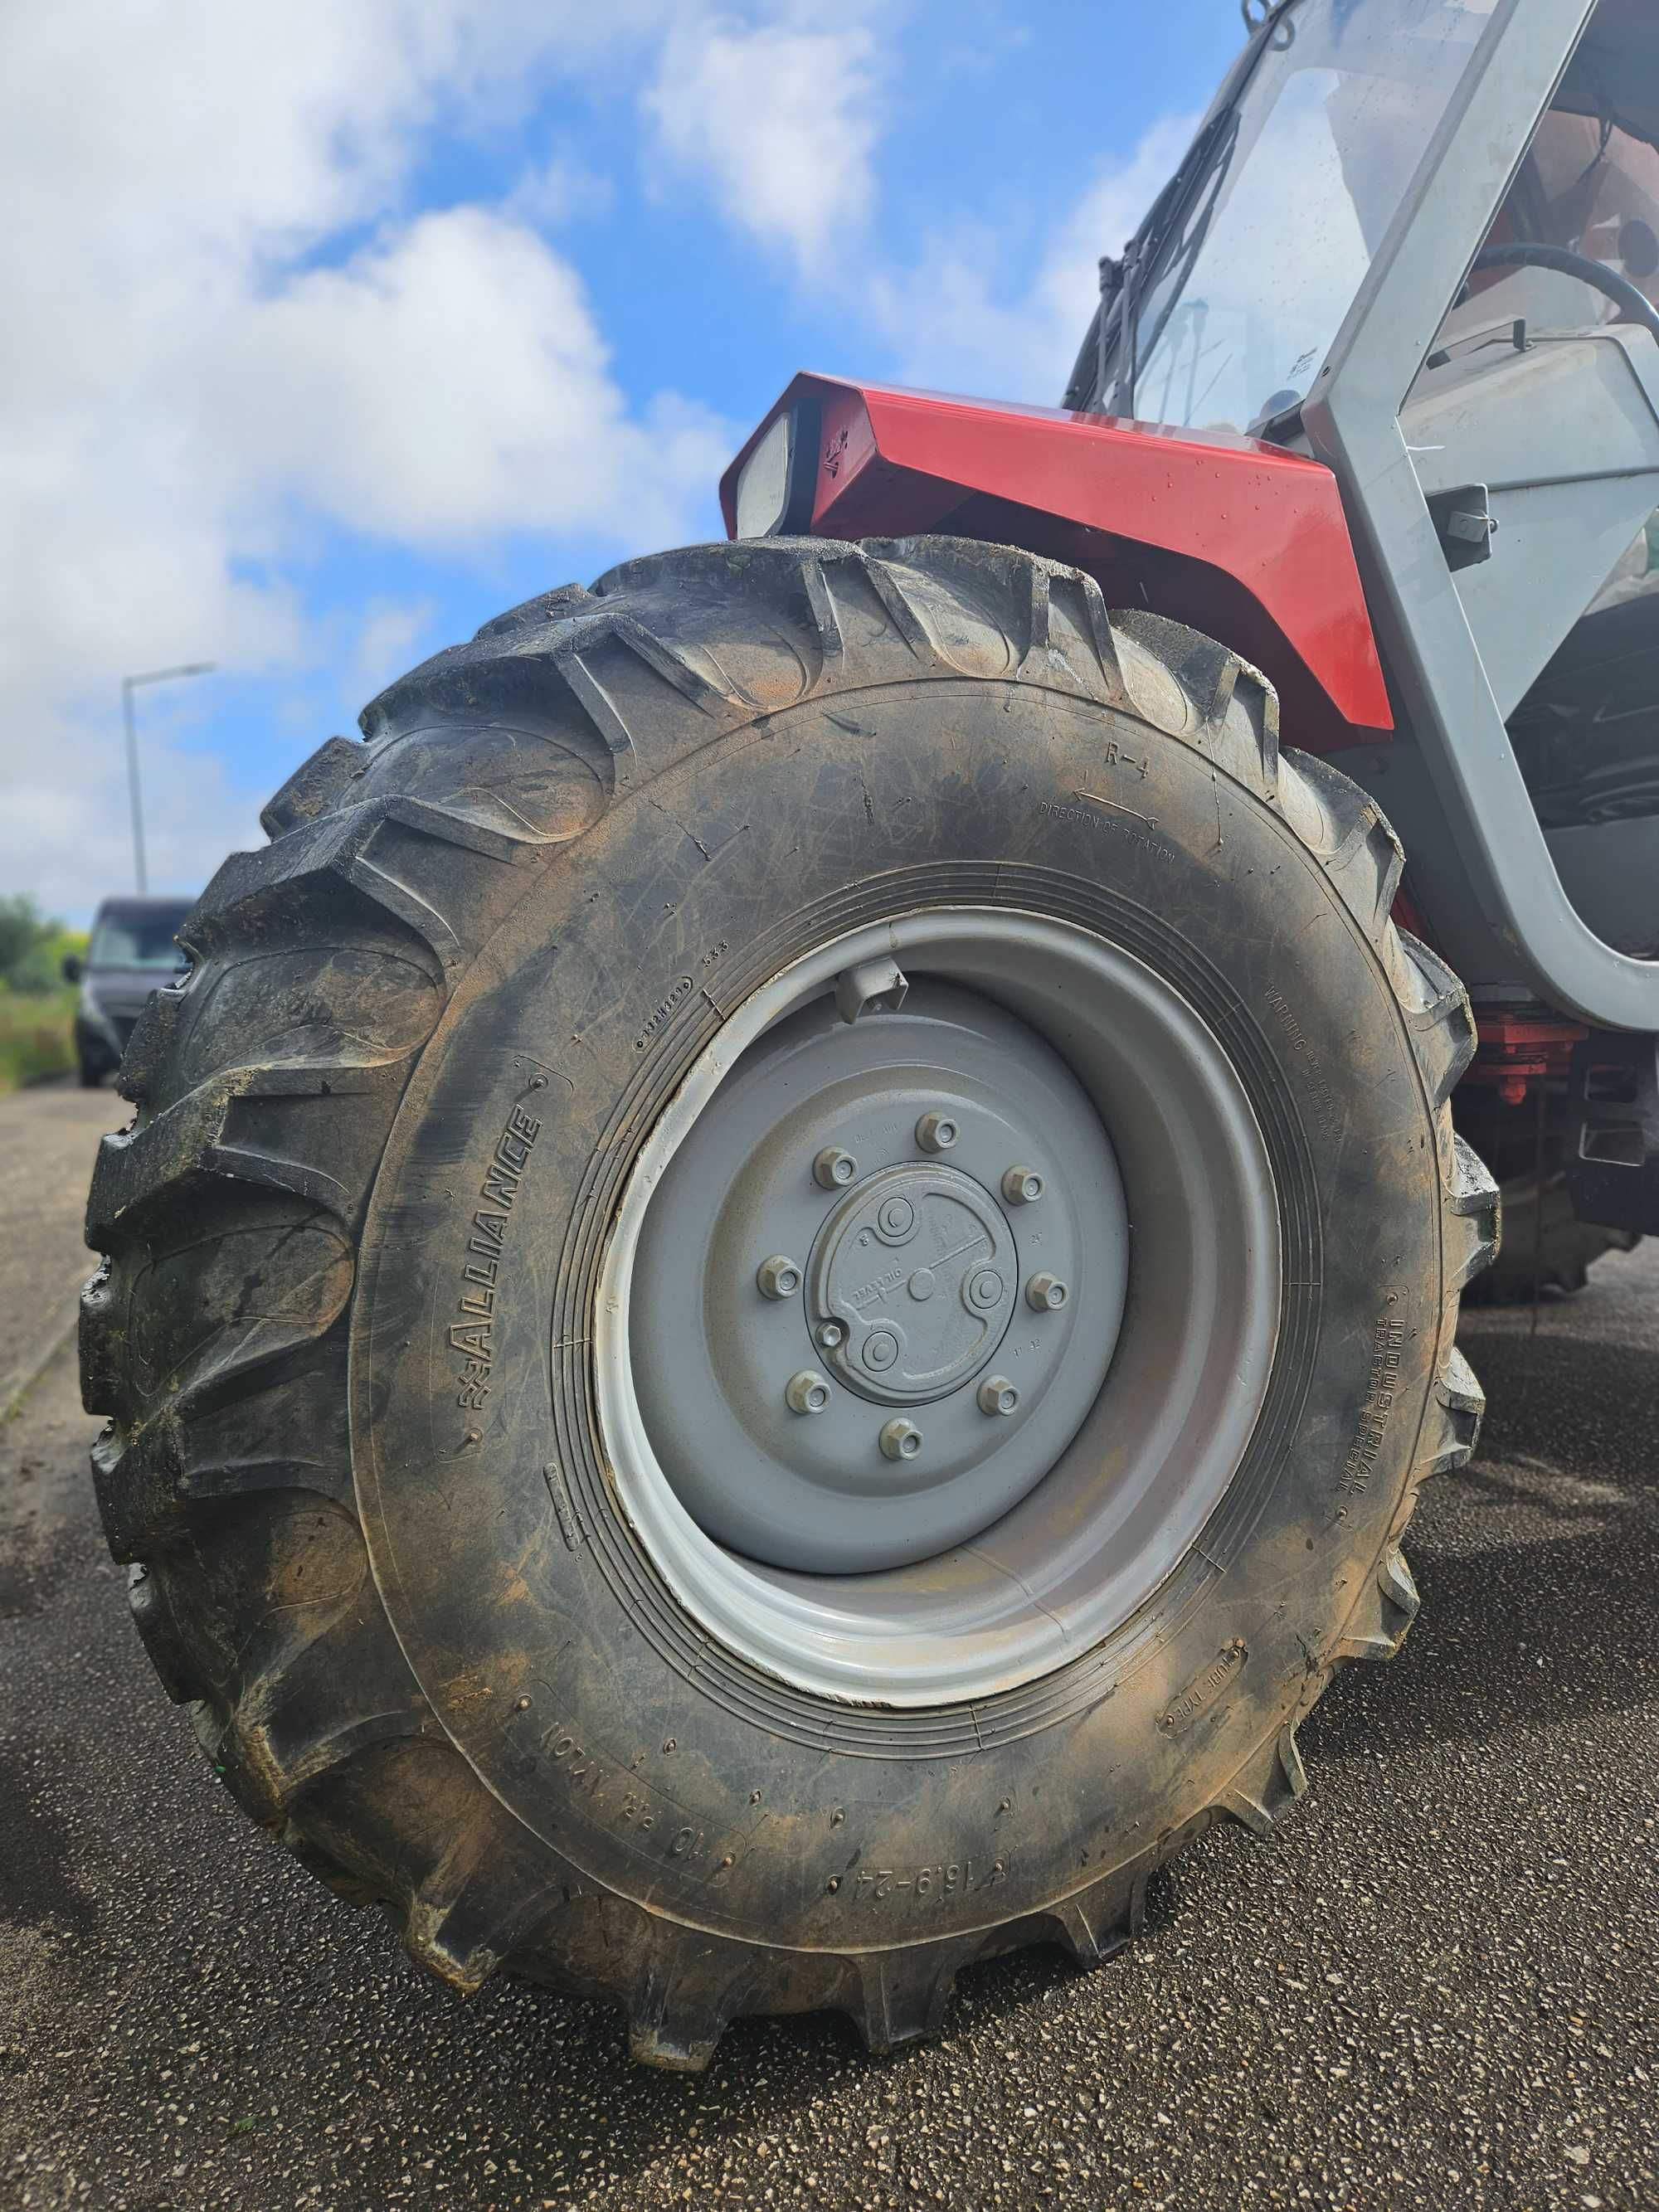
815;1319;846;1350
1026;1272;1069;1312
879;1418;923;1461
786;1369;833;1415
977;1375;1020;1417
1001;1165;1044;1206
756;1254;802;1300
914;1111;958;1154
814;1145;859;1189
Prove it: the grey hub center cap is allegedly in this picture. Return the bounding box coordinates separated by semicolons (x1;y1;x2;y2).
629;975;1129;1574
810;1162;1017;1405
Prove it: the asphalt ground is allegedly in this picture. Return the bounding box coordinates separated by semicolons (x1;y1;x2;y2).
0;1077;1654;2211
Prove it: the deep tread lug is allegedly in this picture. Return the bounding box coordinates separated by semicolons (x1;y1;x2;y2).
859;551;937;662
1421;1344;1486;1476
1045;1879;1136;1967
194;798;544;977
1446;1133;1502;1291
89;1083;351;1239
473;581;596;643
1335;1543;1421;1662
126;1559;207;1704
260;737;365;837
549;608;753;785
1047;568;1128;702
1397;932;1479;1106
81;1203;353;1424
117;980;192;1106
799;553;844;664
625;1931;760;2072
849;1946;973;2055
1219;1724;1308;1836
402;1798;577;1996
1213;655;1282;794
1112;610;1282;798
1114;607;1234;716
1285;747;1406;942
92;1359;353;1558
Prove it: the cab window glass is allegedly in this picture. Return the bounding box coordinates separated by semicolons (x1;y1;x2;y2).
1445;109;1659;342
1426;7;1659;613
1125;0;1498;434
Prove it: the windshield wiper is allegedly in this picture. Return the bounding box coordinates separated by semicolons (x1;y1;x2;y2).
1061;108;1237;416
1112;108;1238;421
1063;3;1282;417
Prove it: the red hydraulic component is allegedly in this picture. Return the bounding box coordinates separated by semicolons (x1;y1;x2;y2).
1466;1011;1588;1106
722;373;1394;752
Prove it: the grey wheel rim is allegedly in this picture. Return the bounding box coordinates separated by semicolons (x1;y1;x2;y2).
594;909;1281;1706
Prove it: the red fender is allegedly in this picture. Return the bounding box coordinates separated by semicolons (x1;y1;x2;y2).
720;374;1392;750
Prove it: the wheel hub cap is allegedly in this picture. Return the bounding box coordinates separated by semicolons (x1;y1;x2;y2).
630;977;1127;1574
808;1161;1019;1405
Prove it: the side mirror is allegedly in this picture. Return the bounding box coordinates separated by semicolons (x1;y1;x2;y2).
61;953;83;984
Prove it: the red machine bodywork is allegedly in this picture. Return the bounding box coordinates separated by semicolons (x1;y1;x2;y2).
720;373;1393;751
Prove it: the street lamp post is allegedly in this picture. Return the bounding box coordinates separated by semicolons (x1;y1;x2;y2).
120;663;216;896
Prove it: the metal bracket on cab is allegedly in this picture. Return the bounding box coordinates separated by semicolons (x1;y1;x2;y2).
1426;483;1497;571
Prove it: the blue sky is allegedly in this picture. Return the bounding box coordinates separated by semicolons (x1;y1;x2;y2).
2;2;1245;924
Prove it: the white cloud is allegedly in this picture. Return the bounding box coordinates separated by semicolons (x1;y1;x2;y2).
873;111;1200;402
346;598;443;707
7;716;265;921
504;153;616;231
0;0;742;924
0;0;1185;930
214;207;731;550
641;14;883;270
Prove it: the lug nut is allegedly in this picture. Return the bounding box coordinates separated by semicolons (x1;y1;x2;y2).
1026;1272;1069;1312
786;1369;833;1415
914;1111;958;1154
815;1319;846;1350
879;1418;923;1461
977;1375;1020;1417
1001;1165;1044;1206
814;1146;859;1189
757;1254;802;1300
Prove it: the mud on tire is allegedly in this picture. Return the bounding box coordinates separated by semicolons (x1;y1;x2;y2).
82;537;1497;2067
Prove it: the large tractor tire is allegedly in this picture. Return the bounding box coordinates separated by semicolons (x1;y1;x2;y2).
82;538;1496;2067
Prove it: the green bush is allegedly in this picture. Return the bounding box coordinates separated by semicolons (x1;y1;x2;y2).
0;897;87;1088
9;936;69;995
0;984;76;1092
0;897;44;980
0;895;87;995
